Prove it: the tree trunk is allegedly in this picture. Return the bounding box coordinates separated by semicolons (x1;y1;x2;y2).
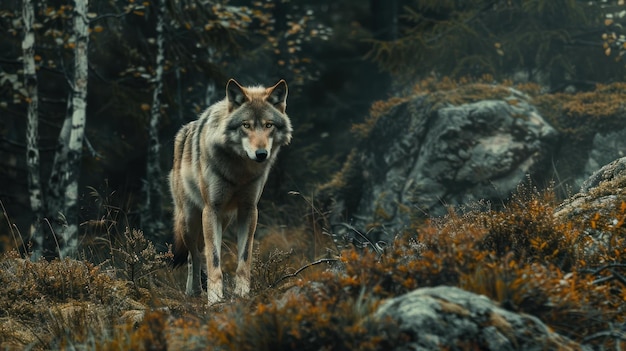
43;103;72;259
204;48;217;106
22;0;44;258
142;0;166;240
57;0;90;259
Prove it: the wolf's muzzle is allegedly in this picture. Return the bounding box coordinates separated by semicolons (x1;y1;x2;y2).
255;149;268;162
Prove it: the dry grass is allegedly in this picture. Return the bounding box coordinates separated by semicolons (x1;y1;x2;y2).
0;183;624;350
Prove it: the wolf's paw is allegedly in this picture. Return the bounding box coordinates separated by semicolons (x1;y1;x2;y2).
207;289;224;305
234;275;251;298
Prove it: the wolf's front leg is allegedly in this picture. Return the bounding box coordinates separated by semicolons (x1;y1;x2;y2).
186;248;203;296
234;206;258;297
185;209;203;296
202;206;224;304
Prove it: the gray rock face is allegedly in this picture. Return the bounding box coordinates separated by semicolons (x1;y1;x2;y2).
321;88;558;243
553;157;626;260
408;98;555;213
575;128;626;189
580;156;626;194
373;286;587;351
555;157;626;226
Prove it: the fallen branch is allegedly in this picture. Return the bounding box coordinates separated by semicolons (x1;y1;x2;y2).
582;329;626;343
269;258;339;288
581;263;626;275
582;264;626;286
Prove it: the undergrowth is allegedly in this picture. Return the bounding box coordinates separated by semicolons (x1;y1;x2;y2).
1;182;625;350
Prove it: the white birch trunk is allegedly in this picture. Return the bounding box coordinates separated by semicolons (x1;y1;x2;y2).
22;0;44;258
143;0;166;238
58;0;90;258
41;100;72;259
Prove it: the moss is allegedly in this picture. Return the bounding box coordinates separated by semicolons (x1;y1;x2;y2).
373;192;394;222
316;149;364;219
423;82;516;109
351;97;410;140
317;149;358;192
350;76;519;141
525;83;626;141
353;77;626;148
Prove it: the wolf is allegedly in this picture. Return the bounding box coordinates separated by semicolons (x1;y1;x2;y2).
170;79;292;304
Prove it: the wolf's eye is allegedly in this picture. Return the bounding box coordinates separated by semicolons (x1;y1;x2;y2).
242;122;251;129
264;122;274;129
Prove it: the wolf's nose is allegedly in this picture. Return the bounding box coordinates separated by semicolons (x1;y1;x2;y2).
255;149;268;162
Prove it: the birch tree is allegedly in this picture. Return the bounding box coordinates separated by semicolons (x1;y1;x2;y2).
38;0;90;259
41;102;73;259
57;0;90;258
142;0;166;239
21;0;43;254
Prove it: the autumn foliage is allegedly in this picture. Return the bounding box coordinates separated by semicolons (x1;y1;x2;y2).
0;180;625;350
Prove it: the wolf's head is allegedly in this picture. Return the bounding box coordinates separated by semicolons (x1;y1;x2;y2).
225;79;293;163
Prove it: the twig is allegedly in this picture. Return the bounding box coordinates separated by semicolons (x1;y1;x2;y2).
43;218;63;260
609;268;626;286
0;200;27;255
582;330;626;343
84;136;103;159
583;263;626;286
581;263;626;275
269;258;339;288
333;222;386;255
592;275;615;285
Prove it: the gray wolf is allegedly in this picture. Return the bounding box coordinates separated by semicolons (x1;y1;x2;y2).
170;79;292;304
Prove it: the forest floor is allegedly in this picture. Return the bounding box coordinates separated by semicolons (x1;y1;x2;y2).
0;185;625;350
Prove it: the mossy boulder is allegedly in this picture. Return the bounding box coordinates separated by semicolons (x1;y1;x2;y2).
373;286;588;351
555;157;626;221
319;86;558;244
555;157;626;253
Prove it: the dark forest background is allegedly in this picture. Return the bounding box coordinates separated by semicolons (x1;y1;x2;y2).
1;0;626;257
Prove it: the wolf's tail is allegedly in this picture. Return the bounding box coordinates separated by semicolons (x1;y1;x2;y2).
171;237;189;268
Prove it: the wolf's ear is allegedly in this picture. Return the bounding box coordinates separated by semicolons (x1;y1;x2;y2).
226;79;247;111
267;80;288;113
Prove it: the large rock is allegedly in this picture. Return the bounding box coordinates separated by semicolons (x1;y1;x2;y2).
320;87;558;243
373;286;587;351
573;128;626;189
555;157;626;230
